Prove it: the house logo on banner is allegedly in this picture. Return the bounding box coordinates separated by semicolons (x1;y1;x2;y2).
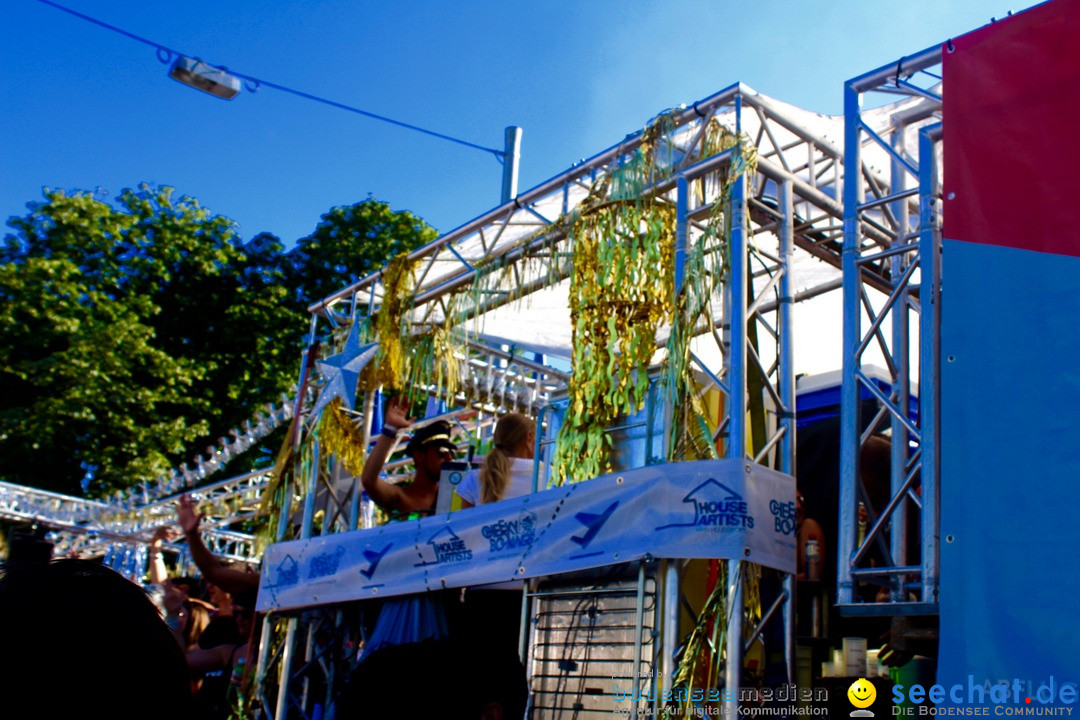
270;554;300;588
359;543;393;580
482;510;538;555
415;527;473;567
657;478;755;531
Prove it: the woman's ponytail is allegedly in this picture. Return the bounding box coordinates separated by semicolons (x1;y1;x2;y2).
478;413;535;503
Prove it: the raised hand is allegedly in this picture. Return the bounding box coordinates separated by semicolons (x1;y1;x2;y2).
162;579;187;614
151;525;179;546
384;397;413;430
177;495;204;535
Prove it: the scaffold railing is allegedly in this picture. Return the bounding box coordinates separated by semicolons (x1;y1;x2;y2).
0;478;262;567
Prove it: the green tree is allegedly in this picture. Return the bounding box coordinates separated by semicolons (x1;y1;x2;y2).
0;186;299;496
0;188;438;497
289;197;437;306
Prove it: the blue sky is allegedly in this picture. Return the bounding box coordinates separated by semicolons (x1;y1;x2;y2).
2;0;1030;249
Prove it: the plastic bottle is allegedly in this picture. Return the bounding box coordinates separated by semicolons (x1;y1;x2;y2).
805;535;821;582
229;655;246;687
360;491;375;529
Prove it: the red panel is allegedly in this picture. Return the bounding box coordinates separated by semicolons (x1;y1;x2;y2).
944;0;1080;258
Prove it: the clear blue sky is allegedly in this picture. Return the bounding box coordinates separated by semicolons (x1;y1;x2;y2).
2;0;1031;248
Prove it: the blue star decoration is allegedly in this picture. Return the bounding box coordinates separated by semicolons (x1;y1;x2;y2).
310;319;378;419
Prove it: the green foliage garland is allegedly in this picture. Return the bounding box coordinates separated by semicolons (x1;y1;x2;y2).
551;198;676;483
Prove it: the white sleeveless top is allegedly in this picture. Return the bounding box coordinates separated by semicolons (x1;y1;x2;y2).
455;458;541;505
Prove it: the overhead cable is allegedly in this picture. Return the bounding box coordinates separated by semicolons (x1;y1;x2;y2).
38;0;504;158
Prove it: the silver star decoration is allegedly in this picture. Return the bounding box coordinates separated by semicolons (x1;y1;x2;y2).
310;319;378;419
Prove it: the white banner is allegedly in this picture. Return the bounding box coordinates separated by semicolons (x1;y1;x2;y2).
257;459;796;612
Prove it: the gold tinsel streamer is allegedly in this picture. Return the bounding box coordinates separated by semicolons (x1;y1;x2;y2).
366;253;417;391
663;565;728;719
317;397;367;478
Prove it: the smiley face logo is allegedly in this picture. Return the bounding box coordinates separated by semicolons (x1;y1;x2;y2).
848;678;876;709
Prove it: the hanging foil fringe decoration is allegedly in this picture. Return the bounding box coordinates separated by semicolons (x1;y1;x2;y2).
317;397;367;478
365;253;417;393
550;113;687;484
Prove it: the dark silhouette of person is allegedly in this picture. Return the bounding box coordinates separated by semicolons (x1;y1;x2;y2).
0;558;192;719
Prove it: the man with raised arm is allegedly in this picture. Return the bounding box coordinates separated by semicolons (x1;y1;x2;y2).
359;398;458;517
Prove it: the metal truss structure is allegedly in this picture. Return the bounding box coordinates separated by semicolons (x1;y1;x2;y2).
839;47;943;616
0;385;298;573
0;472;267;569
252;81;877;720
56;468;272;561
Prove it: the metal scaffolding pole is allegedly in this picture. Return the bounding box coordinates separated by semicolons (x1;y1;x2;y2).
296;438;321;711
890;124;911;591
778;178;797;682
632;560;647;720
661;559;679;698
502;125;523;203
918;122;942;605
839;80;863;607
723;97;748;716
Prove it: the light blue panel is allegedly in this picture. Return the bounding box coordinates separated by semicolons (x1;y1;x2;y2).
939;239;1080;698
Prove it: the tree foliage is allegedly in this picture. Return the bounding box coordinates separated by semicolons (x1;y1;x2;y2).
0;187;436;496
289;198;437;306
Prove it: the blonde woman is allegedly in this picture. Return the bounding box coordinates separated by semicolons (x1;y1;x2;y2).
455;412;539;654
456;412;537;508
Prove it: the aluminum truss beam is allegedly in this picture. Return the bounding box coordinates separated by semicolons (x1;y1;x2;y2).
303;84;850;336
50;468;273;561
0;479;261;567
839;48;943;616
